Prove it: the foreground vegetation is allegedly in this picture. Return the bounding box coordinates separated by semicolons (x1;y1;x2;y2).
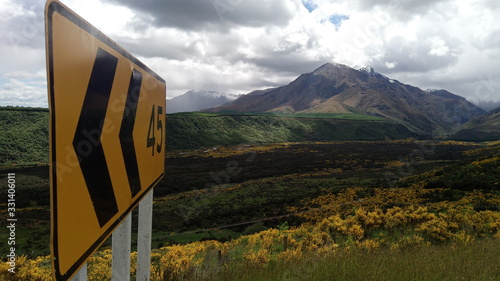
1;140;499;280
2;194;499;280
1;107;498;279
0;107;49;165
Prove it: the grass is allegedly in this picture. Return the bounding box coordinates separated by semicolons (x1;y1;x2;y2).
208;239;500;281
258;112;387;121
157;229;241;246
166;114;418;150
1;141;499;280
0;107;417;163
194;111;387;121
0;141;495;258
169;112;223;117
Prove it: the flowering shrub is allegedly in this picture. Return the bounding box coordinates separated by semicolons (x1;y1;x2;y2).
0;255;51;281
4;187;499;280
243;249;270;267
390;235;430;250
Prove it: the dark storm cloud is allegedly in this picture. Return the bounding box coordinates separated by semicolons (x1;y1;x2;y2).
115;27;248;63
246;43;328;76
116;35;204;61
103;0;294;31
250;55;326;77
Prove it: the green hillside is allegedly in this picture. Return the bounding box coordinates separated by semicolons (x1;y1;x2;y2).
166;114;419;151
0;107;49;165
449;109;500;141
0;107;419;164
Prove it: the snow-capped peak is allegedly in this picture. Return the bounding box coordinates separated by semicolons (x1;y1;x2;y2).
186;90;239;100
354;65;396;82
354;65;375;73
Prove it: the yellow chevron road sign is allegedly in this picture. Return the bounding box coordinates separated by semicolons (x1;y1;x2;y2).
45;1;165;279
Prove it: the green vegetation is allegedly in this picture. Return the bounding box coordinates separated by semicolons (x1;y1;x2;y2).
166;114;418;150
449;110;500;142
170;112;223;117
3;140;498;259
206;239;500;281
256;112;387;120
1;140;499;280
187;111;387;121
0;107;416;164
1;106;498;280
0;107;49;165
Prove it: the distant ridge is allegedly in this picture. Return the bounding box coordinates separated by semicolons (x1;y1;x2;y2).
167;90;239;113
206;63;486;135
449;106;500;141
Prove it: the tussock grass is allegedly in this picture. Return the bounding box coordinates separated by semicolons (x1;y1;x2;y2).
208;239;500;281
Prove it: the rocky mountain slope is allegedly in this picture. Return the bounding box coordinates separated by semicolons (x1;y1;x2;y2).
207;63;486;135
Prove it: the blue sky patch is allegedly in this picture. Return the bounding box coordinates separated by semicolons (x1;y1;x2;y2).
302;0;317;13
329;14;350;29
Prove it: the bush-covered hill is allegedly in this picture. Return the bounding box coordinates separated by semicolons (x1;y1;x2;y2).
166;114;419;151
449;107;500;142
0;108;419;164
0;107;49;165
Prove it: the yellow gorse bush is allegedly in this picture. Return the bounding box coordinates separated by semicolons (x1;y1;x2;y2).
0;255;51;281
243;249;270;267
4;187;499;280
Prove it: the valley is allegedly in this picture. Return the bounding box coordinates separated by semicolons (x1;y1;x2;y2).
1;104;499;280
0;68;498;279
1;140;498;257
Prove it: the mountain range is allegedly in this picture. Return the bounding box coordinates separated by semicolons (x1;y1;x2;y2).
450;106;500;141
206;63;486;136
167;90;239;113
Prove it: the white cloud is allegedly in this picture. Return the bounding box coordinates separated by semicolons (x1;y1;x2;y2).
0;0;34;18
385;62;397;69
62;0;135;37
0;78;47;107
427;37;450;57
5;69;46;80
0;0;499;108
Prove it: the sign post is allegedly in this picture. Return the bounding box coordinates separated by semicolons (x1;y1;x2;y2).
111;214;132;281
45;1;165;280
137;189;154;281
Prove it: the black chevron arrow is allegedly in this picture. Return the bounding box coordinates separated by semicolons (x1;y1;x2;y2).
73;47;119;228
119;69;143;197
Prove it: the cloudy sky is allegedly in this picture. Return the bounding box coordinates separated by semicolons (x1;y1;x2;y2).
1;0;499;109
